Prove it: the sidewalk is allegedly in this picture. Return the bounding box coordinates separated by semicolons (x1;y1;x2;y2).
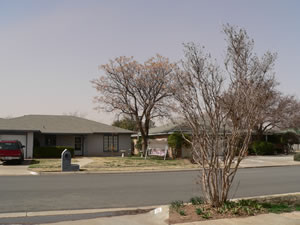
178;212;300;225
2;205;299;225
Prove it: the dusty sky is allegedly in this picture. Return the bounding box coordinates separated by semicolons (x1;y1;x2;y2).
0;0;299;124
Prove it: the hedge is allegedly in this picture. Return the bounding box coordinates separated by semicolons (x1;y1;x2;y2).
33;146;75;158
250;141;275;155
294;153;300;161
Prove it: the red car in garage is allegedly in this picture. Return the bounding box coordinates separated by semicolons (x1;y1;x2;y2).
0;140;24;163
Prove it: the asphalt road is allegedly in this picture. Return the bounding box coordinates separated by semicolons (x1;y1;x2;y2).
0;166;299;213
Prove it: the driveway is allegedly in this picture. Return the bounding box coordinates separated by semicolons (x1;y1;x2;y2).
0;160;34;175
240;155;300;168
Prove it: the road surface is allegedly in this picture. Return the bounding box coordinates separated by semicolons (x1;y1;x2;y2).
0;166;299;213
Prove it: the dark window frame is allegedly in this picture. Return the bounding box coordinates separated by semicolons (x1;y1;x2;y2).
103;134;119;152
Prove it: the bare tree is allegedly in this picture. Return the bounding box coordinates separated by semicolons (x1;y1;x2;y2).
173;25;277;207
255;93;300;138
92;55;176;155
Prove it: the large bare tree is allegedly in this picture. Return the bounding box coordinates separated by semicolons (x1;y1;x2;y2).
255;93;300;138
173;25;277;207
92;55;176;154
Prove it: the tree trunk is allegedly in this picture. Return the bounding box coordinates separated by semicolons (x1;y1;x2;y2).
142;136;148;156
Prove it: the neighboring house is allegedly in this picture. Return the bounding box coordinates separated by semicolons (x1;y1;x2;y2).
132;123;192;158
132;122;300;157
0;115;134;159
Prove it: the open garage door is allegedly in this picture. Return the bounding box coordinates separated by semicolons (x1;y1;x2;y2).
0;134;27;158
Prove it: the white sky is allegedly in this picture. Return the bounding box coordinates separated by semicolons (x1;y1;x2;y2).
0;0;299;124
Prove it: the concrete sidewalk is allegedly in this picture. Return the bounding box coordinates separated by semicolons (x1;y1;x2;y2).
0;206;168;225
7;206;299;225
179;212;300;225
43;208;300;225
47;207;169;225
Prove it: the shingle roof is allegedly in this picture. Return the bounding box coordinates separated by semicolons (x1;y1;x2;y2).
0;115;134;134
148;123;191;135
131;122;191;137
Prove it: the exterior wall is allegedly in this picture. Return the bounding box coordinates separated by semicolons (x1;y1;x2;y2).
33;133;132;157
56;135;76;147
34;133;75;148
85;133;132;156
85;134;103;156
118;134;132;156
294;144;300;151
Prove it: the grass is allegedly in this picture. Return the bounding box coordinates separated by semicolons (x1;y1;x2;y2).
262;202;300;214
82;156;197;171
28;156;196;172
29;159;78;172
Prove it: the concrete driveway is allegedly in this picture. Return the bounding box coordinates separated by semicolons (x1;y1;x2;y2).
0;160;34;175
240;155;300;168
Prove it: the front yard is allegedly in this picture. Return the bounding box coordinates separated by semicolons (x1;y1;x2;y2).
29;159;79;172
82;156;197;171
28;156;197;172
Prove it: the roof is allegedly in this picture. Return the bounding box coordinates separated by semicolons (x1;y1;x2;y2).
132;122;191;137
0;115;134;134
148;123;191;135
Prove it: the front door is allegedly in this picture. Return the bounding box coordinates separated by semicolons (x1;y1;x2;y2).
74;136;83;156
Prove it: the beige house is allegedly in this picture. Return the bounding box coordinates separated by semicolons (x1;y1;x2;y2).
0;115;134;158
132;123;192;158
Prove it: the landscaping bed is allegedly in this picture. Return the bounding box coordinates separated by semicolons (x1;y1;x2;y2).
169;195;300;224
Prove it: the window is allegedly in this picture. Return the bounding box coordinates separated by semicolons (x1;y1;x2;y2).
45;135;56;146
103;134;118;152
74;137;82;150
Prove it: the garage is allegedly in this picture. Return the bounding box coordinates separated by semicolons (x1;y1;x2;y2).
0;133;34;159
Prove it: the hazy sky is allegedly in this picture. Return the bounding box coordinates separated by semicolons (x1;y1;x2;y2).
0;0;299;124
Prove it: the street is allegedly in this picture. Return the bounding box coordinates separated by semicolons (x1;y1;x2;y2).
0;166;299;213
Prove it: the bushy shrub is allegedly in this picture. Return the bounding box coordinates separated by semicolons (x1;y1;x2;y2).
251;141;275;155
294;153;300;161
190;196;204;205
33;146;74;158
135;137;142;152
168;132;191;158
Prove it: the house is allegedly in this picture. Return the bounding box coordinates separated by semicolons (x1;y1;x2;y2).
132;122;192;158
0;115;134;159
132;122;300;157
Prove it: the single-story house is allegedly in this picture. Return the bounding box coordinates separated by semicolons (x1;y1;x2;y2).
131;123;192;158
132;122;300;157
0;115;134;159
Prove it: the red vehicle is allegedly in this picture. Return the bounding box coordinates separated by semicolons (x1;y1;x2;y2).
0;140;24;163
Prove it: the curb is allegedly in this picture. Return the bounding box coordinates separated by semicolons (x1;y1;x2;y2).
31;164;300;176
0;205;161;219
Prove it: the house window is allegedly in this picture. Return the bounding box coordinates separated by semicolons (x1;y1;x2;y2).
45;135;56;146
103;134;118;152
